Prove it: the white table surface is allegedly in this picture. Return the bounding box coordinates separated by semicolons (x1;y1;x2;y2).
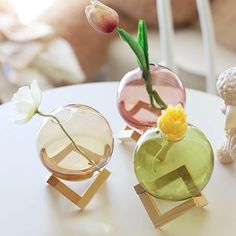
0;82;235;236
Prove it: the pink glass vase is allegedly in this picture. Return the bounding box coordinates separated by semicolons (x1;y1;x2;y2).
117;64;186;131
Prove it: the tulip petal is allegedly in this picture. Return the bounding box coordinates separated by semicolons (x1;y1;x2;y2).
30;80;42;107
85;0;119;34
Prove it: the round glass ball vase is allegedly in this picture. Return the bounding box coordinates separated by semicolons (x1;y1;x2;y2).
37;104;114;181
134;125;214;201
117;64;186;131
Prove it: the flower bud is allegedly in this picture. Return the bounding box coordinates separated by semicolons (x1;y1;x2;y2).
85;0;119;34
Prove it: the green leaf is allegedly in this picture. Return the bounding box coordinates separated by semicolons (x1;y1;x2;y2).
116;27;147;70
137;19;149;70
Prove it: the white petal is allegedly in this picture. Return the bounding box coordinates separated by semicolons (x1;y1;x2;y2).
12;101;36;123
30;80;42;107
12;86;34;104
14;101;35;115
11;111;29;124
12;109;35;124
11;81;41;125
12;114;33;124
225;105;236;130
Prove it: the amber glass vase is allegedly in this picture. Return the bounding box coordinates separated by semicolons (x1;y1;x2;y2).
134;125;214;201
117;64;186;131
37;104;114;181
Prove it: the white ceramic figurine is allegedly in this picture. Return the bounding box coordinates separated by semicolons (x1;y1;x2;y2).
217;67;236;164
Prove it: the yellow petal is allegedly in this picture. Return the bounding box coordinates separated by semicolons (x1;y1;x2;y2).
157;104;187;140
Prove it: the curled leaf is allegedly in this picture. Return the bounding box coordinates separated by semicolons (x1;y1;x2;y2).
116;27;147;71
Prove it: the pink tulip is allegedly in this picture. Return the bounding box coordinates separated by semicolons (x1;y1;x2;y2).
85;0;119;34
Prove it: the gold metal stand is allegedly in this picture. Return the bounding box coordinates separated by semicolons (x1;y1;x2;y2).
134;165;208;228
47;168;110;209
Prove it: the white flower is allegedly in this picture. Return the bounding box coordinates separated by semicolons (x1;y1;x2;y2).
12;80;42;124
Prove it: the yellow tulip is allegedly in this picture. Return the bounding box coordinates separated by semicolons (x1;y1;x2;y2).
157;104;187;141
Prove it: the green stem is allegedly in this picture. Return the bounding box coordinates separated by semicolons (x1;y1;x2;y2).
152;91;168;109
37;110;95;166
152;138;173;172
143;70;167;110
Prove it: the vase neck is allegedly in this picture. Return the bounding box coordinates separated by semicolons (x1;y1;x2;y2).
160;131;185;142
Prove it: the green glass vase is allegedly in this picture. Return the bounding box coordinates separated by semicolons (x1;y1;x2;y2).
134;124;214;201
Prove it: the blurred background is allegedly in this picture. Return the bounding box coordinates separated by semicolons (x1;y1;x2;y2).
0;0;235;103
